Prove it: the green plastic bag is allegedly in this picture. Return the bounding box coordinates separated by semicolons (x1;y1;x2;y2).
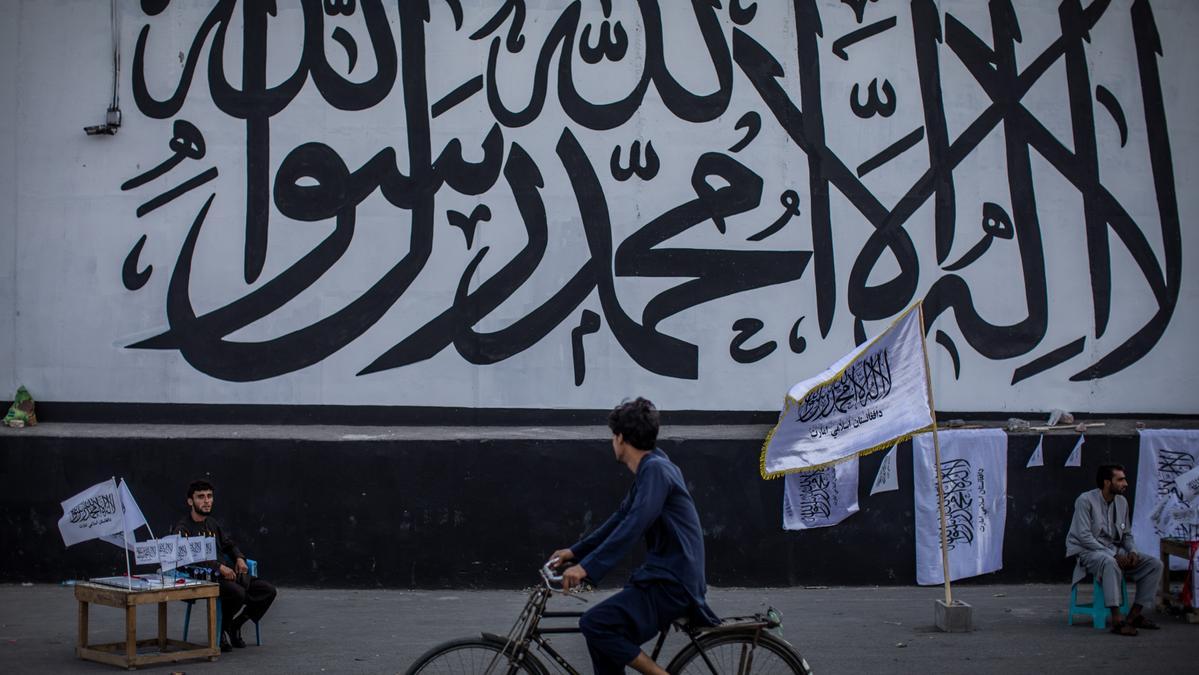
3;386;37;427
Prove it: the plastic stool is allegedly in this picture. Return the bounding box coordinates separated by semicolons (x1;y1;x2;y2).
1068;575;1130;628
182;559;262;646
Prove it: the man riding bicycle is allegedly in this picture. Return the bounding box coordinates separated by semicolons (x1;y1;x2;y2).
550;397;719;675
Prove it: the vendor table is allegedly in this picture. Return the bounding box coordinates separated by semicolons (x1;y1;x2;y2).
1157;537;1199;622
74;580;220;669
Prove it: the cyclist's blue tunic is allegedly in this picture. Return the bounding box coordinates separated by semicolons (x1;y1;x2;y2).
571;448;719;625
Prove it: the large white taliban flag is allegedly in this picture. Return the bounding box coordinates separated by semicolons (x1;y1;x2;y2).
1133;429;1199;571
57;479;124;547
761;305;933;479
914;429;1007;584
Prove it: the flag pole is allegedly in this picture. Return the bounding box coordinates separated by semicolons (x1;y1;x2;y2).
117;477;133;591
916;303;953;605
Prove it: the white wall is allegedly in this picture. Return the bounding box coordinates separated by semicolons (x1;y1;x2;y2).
0;1;19;399
2;0;1197;413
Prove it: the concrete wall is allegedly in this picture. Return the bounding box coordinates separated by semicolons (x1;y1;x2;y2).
0;0;1196;415
0;427;1153;587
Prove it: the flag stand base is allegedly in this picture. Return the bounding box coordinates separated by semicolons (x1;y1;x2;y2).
934;599;973;632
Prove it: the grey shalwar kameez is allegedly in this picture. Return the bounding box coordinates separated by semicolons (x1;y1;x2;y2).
1066;488;1162;609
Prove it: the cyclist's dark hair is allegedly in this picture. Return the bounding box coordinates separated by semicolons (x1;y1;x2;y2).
187;479;215;500
1096;464;1125;489
608;397;659;451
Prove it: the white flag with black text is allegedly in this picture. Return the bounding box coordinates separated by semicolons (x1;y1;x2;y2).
782;457;859;530
761;305;933;479
57;479;124;547
99;479;149;551
1064;436;1084;467
1133;429;1199;571
914;429;1007;585
1026;436;1044;468
870;446;899;495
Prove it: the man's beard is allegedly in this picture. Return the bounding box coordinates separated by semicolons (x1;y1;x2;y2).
192;504;212;518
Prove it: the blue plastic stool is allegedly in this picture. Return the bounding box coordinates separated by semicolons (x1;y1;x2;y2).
182;559;262;646
1068;574;1130;628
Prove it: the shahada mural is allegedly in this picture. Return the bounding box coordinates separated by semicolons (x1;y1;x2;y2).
4;0;1195;412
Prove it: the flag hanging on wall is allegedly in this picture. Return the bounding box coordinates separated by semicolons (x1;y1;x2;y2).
1064;436;1084;467
914;429;1008;585
1026;436;1044;468
870;446;899;495
761;304;933;479
1133;429;1199;571
782;457;860;530
57;479;124;547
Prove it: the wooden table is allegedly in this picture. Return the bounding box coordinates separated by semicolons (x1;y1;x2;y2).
1157;538;1199;622
74;580;220;669
1158;538;1196;596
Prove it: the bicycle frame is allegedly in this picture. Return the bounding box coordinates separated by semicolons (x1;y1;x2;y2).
483;565;783;675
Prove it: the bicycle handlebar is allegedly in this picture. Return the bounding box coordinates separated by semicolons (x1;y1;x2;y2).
540;558;565;586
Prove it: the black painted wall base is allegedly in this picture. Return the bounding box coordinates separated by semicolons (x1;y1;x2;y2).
0;430;1140;588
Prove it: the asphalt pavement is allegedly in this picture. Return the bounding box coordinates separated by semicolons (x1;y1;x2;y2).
0;582;1195;674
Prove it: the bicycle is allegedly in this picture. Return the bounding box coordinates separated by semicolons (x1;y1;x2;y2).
404;562;813;674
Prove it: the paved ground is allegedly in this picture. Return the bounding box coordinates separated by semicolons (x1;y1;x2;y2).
0;582;1195;674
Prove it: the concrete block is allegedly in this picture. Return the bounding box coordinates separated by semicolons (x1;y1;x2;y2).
935;599;973;632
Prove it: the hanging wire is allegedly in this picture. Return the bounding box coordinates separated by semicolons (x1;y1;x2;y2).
110;0;120;110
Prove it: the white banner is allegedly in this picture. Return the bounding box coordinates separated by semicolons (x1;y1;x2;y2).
914;429;1008;585
57;479;123;547
156;535;179;571
761;305;933;479
175;537;193;567
783;458;859;530
1064;436;1084;467
870;446;899;495
134;539;159;565
136;536;215;568
186;536;207;564
1026;436;1044;468
1133;429;1199;571
1176;464;1199;503
99;479;149;551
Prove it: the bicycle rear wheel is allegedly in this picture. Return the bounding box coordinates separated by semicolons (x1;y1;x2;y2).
666;630;812;675
404;637;548;675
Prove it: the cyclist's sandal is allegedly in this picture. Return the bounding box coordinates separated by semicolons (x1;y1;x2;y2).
1110;620;1137;636
1130;615;1160;630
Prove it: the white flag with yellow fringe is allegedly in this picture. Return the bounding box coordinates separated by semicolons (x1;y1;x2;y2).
761;304;934;479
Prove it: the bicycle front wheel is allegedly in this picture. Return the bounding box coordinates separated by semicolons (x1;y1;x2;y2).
666;630;812;675
404;637;548;675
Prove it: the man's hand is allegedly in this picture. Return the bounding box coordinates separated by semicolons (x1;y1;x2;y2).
218;564;236;581
548;549;574;569
1126;551;1139;566
235;557;249;575
561;563;588;592
1114;553;1138;570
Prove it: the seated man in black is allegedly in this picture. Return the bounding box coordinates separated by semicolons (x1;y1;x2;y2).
551;397;718;675
174;479;277;652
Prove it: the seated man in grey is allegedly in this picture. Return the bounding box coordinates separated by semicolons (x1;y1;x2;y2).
1066;464;1163;635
